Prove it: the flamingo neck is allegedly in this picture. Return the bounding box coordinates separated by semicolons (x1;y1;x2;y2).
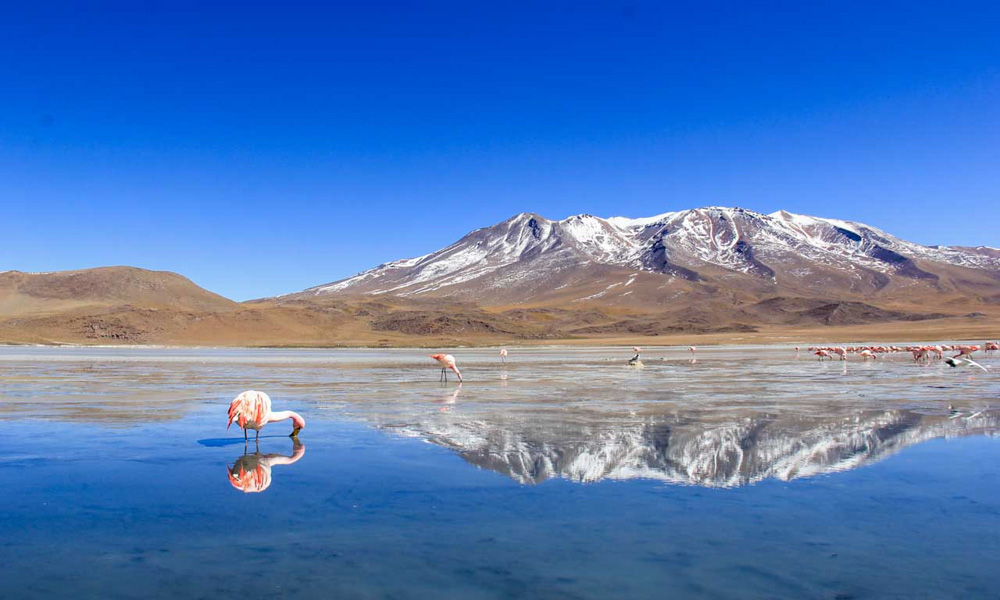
267;410;305;429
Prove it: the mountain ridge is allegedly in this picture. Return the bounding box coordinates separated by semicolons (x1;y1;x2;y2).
288;206;1000;309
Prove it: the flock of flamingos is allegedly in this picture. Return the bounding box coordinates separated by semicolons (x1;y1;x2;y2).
807;341;998;369
223;342;996;492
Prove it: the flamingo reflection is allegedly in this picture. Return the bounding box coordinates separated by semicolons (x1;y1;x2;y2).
227;439;306;493
437;384;462;412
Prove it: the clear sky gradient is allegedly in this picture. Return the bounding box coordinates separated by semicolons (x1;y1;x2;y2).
2;1;998;300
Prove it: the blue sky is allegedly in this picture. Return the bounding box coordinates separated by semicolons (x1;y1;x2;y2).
1;1;998;300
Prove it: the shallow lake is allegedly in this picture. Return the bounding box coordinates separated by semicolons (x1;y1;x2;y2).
1;345;999;599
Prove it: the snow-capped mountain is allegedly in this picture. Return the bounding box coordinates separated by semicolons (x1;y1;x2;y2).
290;207;1000;307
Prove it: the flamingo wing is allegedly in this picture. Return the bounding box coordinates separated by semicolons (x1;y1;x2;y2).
429;354;456;367
966;359;989;372
228;390;272;430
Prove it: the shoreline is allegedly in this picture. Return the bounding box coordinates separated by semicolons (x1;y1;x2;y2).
2;332;997;351
2;313;996;350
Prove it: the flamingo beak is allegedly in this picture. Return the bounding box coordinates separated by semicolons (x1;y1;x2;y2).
290;427;302;438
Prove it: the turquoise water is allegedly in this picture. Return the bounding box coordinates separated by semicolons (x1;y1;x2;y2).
1;346;999;599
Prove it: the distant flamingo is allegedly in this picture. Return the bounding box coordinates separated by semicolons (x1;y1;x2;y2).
689;346;697;354
499;348;508;364
227;390;306;442
430;353;462;382
952;345;980;359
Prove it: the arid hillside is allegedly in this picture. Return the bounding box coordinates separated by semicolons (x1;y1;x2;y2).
0;266;997;346
0;267;236;316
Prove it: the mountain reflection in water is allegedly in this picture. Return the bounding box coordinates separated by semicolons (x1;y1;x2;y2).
373;409;999;486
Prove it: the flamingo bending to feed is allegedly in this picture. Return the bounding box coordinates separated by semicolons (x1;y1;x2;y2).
228;390;306;442
430;354;462;382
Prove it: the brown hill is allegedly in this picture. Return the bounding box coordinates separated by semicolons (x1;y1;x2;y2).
0;267;236;316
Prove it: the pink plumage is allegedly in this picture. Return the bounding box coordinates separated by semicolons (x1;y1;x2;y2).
430;353;462;381
227;390;305;440
228;390;271;431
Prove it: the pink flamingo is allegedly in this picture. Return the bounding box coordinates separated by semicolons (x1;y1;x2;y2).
227;441;306;493
228;390;306;442
499;348;508;363
952;345;980;359
430;353;462;382
815;349;832;360
689;346;697;354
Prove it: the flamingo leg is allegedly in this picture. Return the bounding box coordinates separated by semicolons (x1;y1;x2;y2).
244;429;248;442
255;430;260;443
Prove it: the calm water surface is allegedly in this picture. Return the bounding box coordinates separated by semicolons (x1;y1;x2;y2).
1;345;999;599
